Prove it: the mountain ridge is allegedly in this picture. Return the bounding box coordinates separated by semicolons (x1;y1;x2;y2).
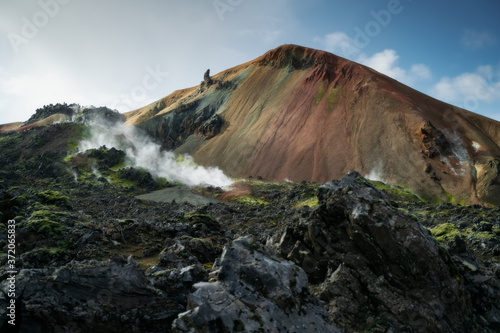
124;44;500;206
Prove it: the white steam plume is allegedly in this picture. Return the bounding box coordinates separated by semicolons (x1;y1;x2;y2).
79;122;233;187
365;163;385;182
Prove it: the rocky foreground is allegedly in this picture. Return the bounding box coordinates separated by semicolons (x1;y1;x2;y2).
0;168;499;332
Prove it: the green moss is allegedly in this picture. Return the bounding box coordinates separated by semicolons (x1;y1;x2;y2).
293;197;319;208
28;217;63;234
370;180;422;202
37;190;70;206
430;223;498;244
28;209;67;234
235;195;269;206
0;134;22;147
12;194;28;206
107;172;136;188
493;226;500;236
66;139;79;152
430;223;459;242
155;177;169;188
462;228;495;240
108;167;155;189
443;190;454;203
235;320;245;332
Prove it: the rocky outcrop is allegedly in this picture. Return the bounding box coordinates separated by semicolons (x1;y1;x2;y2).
270;171;500;332
200;69;214;90
172;237;341;333
137;94;227;150
23;103;78;126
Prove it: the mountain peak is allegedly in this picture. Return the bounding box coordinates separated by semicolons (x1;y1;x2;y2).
256;44;344;70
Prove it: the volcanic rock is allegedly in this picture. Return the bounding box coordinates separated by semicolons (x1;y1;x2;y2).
0;256;197;332
172;237;340;333
269;171;500;332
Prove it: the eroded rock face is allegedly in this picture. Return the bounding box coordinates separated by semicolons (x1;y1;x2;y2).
270;171;499;332
172;237;341;333
477;158;500;206
420;121;451;158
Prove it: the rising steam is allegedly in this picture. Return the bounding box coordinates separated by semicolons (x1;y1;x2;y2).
365;163;385;182
79;121;233;187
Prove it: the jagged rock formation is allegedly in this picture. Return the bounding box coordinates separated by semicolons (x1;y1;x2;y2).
199;69;214;92
124;44;500;206
172;237;340;333
269;171;500;332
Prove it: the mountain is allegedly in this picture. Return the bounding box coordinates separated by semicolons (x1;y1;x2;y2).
125;44;500;206
1;47;500;332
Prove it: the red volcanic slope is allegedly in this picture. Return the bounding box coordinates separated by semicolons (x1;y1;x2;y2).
127;44;500;205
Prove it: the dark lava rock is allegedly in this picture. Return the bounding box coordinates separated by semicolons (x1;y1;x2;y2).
270;171;499;332
0;256;189;333
24;103;77;126
172;237;341;333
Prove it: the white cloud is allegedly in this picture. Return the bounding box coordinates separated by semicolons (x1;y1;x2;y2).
0;0;299;124
359;49;404;79
431;68;500;105
0;72;85;122
313;32;360;59
358;49;432;86
410;64;432;80
461;30;497;50
315;32;432;87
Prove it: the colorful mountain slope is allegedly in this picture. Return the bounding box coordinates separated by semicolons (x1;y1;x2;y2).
125;44;500;206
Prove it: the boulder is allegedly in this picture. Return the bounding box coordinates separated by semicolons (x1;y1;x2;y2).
172;237;340;332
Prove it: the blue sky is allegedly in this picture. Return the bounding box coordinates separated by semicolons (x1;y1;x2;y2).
1;0;499;124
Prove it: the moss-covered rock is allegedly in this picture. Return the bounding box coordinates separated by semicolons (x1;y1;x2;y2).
37;190;71;207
